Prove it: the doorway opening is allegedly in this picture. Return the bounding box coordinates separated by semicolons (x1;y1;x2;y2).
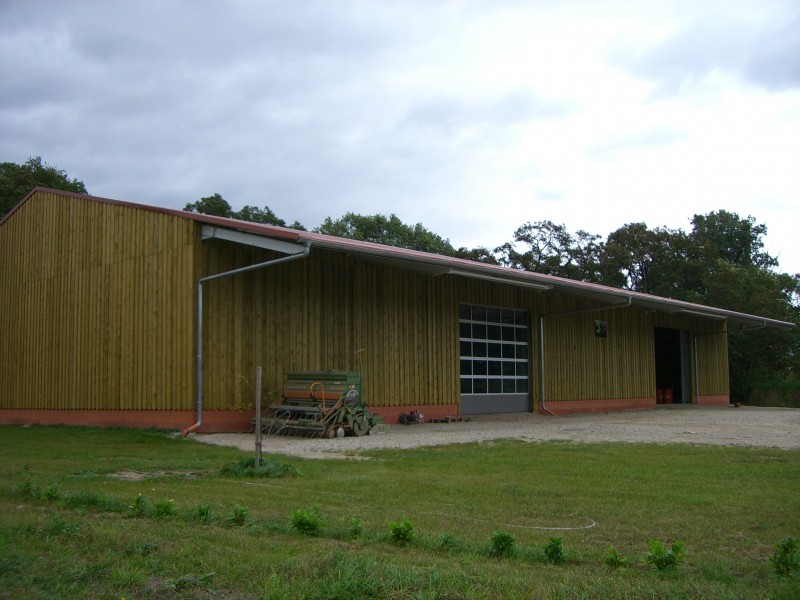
654;327;692;404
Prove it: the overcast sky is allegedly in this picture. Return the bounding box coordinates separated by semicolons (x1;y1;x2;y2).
2;0;799;274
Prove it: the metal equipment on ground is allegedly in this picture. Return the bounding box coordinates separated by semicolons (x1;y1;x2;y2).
260;371;374;438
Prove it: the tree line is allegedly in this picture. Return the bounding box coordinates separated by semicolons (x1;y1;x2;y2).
2;157;798;403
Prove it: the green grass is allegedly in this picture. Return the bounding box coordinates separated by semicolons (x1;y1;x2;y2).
1;425;798;598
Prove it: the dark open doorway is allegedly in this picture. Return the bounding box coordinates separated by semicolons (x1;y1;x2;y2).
654;327;691;404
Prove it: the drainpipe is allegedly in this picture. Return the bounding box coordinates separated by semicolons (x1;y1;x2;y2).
692;320;765;406
182;242;311;437
539;297;632;415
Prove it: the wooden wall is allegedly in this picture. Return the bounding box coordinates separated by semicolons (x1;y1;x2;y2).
199;242;462;410
200;239;731;411
0;192;731;417
0;191;196;411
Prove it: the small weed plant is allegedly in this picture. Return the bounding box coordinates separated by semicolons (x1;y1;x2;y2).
770;537;799;577
43;483;60;501
291;505;324;536
387;517;415;545
544;537;565;564
646;540;685;572
437;532;462;551
155;498;177;518
189;502;212;524
605;546;628;570
349;516;363;538
490;531;516;558
15;480;37;498
226;504;250;527
128;493;151;517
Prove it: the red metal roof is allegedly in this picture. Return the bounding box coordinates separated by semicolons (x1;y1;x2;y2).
7;187;795;330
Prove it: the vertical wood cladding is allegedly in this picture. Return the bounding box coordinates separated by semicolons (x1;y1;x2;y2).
0;192;196;411
1;192;731;415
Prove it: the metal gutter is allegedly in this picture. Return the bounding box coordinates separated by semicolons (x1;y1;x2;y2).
182;241;310;436
538;297;633;415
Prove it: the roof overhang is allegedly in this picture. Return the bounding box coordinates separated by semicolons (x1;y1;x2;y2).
22;188;793;331
191;215;795;332
201;225;306;255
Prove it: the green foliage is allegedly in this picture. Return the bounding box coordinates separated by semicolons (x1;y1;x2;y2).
155;498;177;518
0;156;87;219
27;515;80;539
490;531;516;558
42;483;60;501
387;517;415;545
349;516;363;538
220;456;299;479
291;504;325;536
437;532;463;551
183;193;234;217
496;220;603;282
646;539;685;571
544;537;565;564
605;546;627;569
110;566;145;588
315;212;456;256
61;490;124;512
14;480;37;498
2;427;798;598
189;502;213;524
771;537;799;577
183;193;305;228
128;493;151;517
226;504;250;527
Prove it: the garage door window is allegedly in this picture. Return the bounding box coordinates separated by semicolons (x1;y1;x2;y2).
459;304;529;395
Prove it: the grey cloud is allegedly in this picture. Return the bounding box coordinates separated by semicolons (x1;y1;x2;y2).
615;7;800;93
402;90;570;137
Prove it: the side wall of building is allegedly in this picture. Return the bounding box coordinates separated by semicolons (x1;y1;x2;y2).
0;192;197;422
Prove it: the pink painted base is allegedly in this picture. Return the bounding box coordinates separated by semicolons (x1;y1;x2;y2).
697;395;730;406
537;397;655;415
0;409;253;433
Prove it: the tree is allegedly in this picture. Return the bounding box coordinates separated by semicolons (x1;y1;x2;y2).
183;193;234;218
184;194;306;229
314;212;456;255
0;156;87;219
691;210;777;270
453;246;501;265
495;220;603;281
599;223;694;296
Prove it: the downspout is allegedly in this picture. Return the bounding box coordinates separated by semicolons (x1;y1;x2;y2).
692;320;765;406
539;297;632;415
182;242;311;436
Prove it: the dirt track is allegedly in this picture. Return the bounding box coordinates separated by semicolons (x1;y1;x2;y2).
194;406;800;459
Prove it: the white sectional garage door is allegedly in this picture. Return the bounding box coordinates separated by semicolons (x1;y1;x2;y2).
459;304;530;415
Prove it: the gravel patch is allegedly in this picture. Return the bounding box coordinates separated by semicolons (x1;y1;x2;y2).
193;406;800;459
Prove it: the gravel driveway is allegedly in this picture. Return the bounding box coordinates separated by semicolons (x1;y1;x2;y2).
194;406;799;459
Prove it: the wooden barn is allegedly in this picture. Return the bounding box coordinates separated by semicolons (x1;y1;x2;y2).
0;189;794;432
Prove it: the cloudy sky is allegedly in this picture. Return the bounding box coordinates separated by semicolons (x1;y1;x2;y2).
2;0;799;273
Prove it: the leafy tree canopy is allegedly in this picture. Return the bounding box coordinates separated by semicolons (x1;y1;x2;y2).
314;212;456;256
0;156;87;219
183;193;306;230
495;220;603;282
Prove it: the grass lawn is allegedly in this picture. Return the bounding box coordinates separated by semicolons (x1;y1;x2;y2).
1;425;798;599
